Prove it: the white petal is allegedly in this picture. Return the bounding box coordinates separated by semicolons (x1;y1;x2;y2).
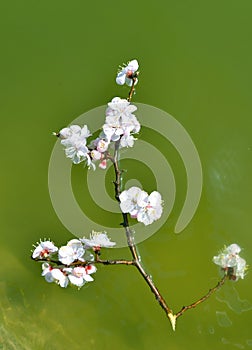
83;274;94;282
149;191;162;206
81;125;92;138
137;190;149;207
116;72;126;85
120;200;133;213
227;243;241;255
70;125;82;134
59;127;71;139
127;59;139;71
69;275;85;287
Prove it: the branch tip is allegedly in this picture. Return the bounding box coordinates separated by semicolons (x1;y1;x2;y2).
168;313;177;331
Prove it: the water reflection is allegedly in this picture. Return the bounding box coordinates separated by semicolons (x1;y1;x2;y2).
216;284;252;314
216;310;232;327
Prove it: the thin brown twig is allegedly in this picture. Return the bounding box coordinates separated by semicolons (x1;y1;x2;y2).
127;76;138;102
31;256;134;267
175;274;228;319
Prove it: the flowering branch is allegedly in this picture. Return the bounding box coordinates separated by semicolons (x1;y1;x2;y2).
31;58;248;332
110;106;174;323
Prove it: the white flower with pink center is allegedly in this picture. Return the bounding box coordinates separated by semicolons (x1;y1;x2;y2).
41;263;69;288
116;59;139;86
137;191;163;226
68;265;97;287
32;240;58;259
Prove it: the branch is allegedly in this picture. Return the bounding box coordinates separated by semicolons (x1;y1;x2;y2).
175;273;228;319
31;256;134;267
127;76;138;102
112;123;174;328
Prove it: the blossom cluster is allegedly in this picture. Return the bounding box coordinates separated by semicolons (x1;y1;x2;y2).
32;232;115;288
41;262;97;288
56;60;140;170
213;243;247;280
119;186;163;226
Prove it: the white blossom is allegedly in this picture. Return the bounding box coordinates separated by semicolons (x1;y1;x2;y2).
58;239;85;265
137;191;163;226
41;263;69;288
213;243;247;280
58;125;91;140
120;133;136;148
91;149;102;161
68;265;97;287
51;268;69;288
81;231;116;249
96;139;109;153
119;187;163;225
32;240;58;259
57;125;92;165
116;59;139;86
119;186;143;217
41;263;54;283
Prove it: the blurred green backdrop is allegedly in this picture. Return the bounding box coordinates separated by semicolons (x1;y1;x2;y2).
1;0;252;349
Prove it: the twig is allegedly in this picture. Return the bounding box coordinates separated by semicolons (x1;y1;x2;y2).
127;76;138;102
175;274;228;319
32;256;134;267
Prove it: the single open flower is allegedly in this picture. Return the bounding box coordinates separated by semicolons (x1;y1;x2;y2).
68;265;97;288
119;186;143;218
137;191;163;226
57;125;91;140
81;231;116;250
58;239;85;265
32;239;58;259
41;263;69;288
116;59;139;86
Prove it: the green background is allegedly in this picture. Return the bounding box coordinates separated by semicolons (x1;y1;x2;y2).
1;0;252;349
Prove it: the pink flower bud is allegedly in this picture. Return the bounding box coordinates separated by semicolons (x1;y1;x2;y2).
99;160;107;169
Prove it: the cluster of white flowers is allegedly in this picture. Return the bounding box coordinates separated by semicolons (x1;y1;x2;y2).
102;97;140;148
56;59;140;169
42;262;97;288
87;96;140;169
119;186;163;226
32;233;115;288
213;243;247;280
